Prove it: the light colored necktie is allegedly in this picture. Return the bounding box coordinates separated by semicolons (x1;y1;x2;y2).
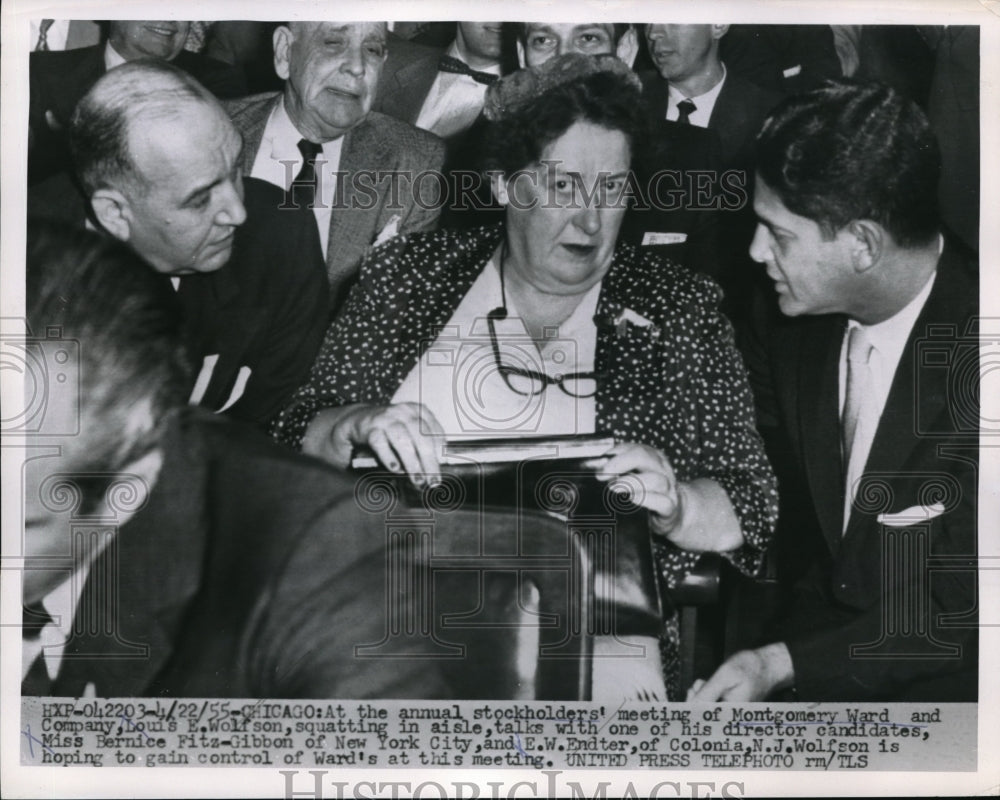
842;326;875;526
35;19;54;51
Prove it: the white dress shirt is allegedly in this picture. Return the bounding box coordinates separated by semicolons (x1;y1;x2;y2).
414;42;500;139
250;98;344;258
104;41;127;70
839;266;938;523
31;19;70;51
391;251;599;438
665;64;727;127
22;565;91;683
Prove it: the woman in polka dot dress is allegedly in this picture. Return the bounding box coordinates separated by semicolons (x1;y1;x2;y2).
270;54;777;700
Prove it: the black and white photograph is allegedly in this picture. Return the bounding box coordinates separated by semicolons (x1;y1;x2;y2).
1;0;996;796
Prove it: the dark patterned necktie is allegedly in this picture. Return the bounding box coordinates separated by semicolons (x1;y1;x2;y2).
35;19;54;51
290;139;323;208
438;54;499;86
676;99;697;125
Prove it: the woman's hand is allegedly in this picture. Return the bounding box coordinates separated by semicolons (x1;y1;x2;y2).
586;443;685;537
586;442;745;553
303;402;445;485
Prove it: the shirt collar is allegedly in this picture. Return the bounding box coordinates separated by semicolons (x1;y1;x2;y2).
40;564;89;636
850;266;937;358
668;63;727;110
447;39;502;76
266;97;312;160
267;96;347;162
104;40;128;70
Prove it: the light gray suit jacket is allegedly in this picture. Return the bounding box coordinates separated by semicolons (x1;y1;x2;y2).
226;93;446;309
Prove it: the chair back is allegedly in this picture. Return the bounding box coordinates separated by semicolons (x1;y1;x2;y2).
352;459;664;700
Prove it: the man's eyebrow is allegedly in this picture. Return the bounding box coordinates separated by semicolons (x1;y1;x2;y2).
180;178;221;206
562;169;630;180
757;214;793;236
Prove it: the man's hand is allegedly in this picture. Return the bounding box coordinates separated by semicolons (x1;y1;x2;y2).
687;643;794;701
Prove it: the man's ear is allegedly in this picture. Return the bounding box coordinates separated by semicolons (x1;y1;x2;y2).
615;26;639;68
98;448;164;529
711;24;730;41
273;25;293;81
490;172;511;206
846;220;883;273
90;189;131;242
106;397;167;521
515;39;526;69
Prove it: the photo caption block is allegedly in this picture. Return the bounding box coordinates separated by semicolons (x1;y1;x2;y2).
20;698;976;771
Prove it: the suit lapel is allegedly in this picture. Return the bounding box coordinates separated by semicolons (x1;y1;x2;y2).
61;47;106;121
797;315;848;551
65;21;100;49
390;56;439;124
640;73;670;120
51;416;210;697
327;117;393;293
707;77;741;166
236;94;281;175
843;247;973;536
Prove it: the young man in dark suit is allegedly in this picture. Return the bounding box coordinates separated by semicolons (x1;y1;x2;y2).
639;23;783;323
692;81;978;702
374;22;502;138
641;24;782;172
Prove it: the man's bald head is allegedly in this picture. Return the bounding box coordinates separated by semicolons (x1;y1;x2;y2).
70;60;222;196
70;61;247;276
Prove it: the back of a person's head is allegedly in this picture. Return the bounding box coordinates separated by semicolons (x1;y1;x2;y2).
70;59;217;196
756;79;941;248
27;221;191;478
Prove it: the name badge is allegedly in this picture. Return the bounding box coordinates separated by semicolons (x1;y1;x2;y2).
642;232;688;246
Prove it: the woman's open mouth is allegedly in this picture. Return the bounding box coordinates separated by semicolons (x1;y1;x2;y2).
562;243;596;258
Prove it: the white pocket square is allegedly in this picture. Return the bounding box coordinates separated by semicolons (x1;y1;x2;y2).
877;502;946;527
373;214;402;247
642;232;687;246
